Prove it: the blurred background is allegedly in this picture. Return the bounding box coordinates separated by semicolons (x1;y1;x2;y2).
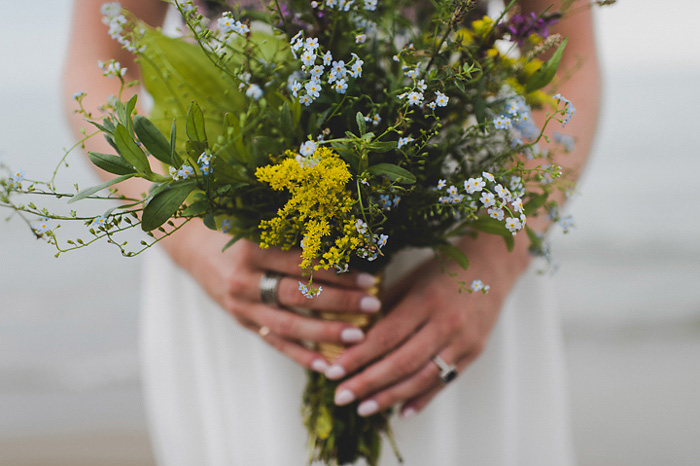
1;1;699;465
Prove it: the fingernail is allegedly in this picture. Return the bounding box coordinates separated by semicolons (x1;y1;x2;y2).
357;399;379;417
335;389;355;406
356;273;377;289
401;407;417;419
325;364;346;380
311;359;329;373
341;328;364;343
359;296;381;313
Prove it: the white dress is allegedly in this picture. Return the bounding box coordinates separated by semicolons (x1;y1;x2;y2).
140;246;575;466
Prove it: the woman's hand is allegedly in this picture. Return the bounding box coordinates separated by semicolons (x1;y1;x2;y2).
159;219;383;373
324;233;531;418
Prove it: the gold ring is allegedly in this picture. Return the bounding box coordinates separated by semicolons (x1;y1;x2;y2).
258;325;271;337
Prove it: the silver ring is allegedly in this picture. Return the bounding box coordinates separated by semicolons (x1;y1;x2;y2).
432;355;458;384
259;272;283;307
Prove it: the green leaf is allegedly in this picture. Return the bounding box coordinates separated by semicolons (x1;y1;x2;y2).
114;124;151;174
470;216;510;237
525;37;568;93
125;94;138;133
186;101;207;142
436;243;469;270
68;174;134;204
88;152;136;175
134;115;173;164
356;111;366;136
141;183;195;231
365;141;397;153
524;192;548;215
181;199;210;217
169;119;181;167
367;163;416;184
203;213;217;230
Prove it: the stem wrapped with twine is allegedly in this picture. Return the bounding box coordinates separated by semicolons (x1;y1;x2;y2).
303;275;402;465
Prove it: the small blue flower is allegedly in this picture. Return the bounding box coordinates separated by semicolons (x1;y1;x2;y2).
378;194;392;210
221;219;231;234
178;165;194;179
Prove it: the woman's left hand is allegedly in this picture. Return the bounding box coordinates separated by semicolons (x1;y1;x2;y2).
325;234;529;418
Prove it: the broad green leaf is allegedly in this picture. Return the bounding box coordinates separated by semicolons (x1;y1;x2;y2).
141;183;195;231
203;213;217;230
181;199;210;217
114;124;151;174
367;163;416;184
186;101;207;142
525;37;568;93
366;141;397;153
137;27;288;146
68;174;134;204
356;111;366;135
134;115;173;164
436;243;469;270
88;152;135;175
470;216;510;237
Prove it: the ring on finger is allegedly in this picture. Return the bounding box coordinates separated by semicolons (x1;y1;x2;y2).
258;325;271;337
259;272;283;307
431;355;458;384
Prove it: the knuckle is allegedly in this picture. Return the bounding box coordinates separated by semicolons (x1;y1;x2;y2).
272;312;298;337
225;271;248;298
390;355;418;379
372;329;396;353
278;280;304;307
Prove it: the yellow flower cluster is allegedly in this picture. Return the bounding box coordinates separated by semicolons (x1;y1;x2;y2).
255;147;361;272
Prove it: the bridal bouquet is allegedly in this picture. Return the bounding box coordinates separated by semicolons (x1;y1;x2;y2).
0;0;611;464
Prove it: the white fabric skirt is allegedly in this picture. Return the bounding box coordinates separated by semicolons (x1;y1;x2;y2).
140;246;575;465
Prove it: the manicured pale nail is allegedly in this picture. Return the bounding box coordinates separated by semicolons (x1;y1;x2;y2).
335;389;355;406
359;296;381;313
356;273;377;289
311;359;329;373
357;400;379;417
341;328;364;343
401;408;417;419
325;364;346;380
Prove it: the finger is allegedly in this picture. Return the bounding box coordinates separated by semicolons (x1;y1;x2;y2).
333;322;448;407
240;321;330;373
246;303;369;345
399;353;476;419
275;274;382;313
255;247;377;290
324;300;428;381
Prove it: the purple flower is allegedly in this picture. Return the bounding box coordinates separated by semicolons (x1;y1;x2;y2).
506;12;559;45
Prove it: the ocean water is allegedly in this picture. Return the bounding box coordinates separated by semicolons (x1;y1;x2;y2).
1;0;699;464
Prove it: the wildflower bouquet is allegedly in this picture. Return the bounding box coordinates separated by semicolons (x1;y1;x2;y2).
0;0;612;464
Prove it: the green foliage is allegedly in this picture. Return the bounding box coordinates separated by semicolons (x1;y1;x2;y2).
526;38;568;93
141;182;195;231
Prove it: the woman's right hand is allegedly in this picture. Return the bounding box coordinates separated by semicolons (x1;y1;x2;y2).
159;219;382;373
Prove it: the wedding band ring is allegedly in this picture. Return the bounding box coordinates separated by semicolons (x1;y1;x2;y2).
432;355;458;384
259;272;283;307
258;325;271;337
